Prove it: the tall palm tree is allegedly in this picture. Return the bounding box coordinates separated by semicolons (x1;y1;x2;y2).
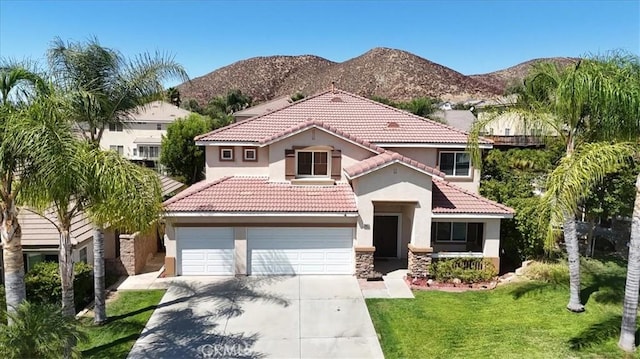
619;173;640;352
0;61;49;317
47;37;187;323
469;52;640;312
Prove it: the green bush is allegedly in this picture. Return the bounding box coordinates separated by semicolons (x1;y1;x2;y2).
429;258;497;283
522;260;569;284
0;285;5;324
25;261;93;310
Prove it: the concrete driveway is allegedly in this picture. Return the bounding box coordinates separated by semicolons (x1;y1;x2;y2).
127;276;384;359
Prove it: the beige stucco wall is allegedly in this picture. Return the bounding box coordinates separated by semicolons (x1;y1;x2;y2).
100;122;167;159
352;163;432;250
386;146;480;193
205;146;270;180
268;128;373;182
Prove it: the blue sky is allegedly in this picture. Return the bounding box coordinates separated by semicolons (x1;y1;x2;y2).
1;0;638;86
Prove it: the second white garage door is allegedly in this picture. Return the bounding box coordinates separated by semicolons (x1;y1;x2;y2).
248;227;354;275
178;227;234;275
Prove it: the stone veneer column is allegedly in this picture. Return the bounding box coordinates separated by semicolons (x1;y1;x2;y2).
355;246;375;278
408;244;433;278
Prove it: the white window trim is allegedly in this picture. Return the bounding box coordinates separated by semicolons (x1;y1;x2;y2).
243;148;257;161
220;148;234;161
434;222;469;243
295;150;331;178
439;151;471;178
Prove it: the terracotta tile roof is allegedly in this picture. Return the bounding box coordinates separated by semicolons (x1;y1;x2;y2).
196;90;492;145
432;180;514;215
164;177;358;213
344;151;445;179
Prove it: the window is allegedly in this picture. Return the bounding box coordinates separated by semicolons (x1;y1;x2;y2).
504;128;511;136
149;146;160;159
220;147;234;161
156;123;162;130
433;222;484;242
79;247;88;263
133;148;137;156
109;123;123;132
296;150;329;177
439;152;470;177
243;147;257;162
109;145;124;155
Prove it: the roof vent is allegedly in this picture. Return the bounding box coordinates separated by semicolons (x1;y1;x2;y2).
330;97;344;103
387;122;400;128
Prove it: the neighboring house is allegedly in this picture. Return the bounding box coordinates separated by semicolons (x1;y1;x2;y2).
161;89;514;278
0;174;186;281
99;101;193;167
232;96;294;122
432;110;477;132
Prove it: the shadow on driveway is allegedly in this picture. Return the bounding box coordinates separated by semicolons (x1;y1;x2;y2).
128;276;292;359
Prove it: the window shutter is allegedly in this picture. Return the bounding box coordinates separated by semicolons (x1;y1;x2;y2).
285;149;295;180
331;149;342;180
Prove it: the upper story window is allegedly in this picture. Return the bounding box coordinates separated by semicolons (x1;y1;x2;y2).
243;147;257;162
109;145;124;155
439;151;470;177
220;147;234;161
156;123;162;130
296;150;329;177
109;123;123;132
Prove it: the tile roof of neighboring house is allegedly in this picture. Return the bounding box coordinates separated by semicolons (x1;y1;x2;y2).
158;174;187;197
164;177;358;213
17;208;94;247
196;90;492;145
344;151;445;179
127;101;192;123
233;96;293;118
432;179;514;215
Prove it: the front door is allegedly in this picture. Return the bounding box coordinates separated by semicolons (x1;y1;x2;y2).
373;215;399;258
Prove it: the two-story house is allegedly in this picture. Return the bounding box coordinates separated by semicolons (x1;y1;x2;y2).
161;89;514;278
99;101;193;166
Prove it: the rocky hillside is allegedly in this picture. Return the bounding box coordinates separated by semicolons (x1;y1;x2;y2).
470;57;578;93
179;48;503;105
178;49;577;105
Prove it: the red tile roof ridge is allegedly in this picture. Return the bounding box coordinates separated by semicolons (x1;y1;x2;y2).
433;178;515;213
259;119;385;153
195;89;335;141
345;150;445;178
163;176;233;206
330;89;492;144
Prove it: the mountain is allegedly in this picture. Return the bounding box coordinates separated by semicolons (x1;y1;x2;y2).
178;48;576;105
470;57;578;93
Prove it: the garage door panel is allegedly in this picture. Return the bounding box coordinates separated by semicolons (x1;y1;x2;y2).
178;227;234;275
248;227;353;275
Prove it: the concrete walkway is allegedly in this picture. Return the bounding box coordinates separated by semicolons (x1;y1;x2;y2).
128;276;384;359
360;268;414;299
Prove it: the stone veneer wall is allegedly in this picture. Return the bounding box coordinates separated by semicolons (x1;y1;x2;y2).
408;244;432;278
355;247;375;278
119;225;158;275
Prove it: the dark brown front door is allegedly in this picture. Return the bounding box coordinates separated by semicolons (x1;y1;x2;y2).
373;215;398;258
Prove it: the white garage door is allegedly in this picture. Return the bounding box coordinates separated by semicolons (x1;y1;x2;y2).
178;227;234;275
248;227;353;275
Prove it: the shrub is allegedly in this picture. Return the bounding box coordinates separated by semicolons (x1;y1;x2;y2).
25;261;93;310
522;260;569;284
429;258;497;283
0;285;5;324
0;301;87;359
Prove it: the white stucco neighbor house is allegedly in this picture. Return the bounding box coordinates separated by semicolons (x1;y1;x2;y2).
99;101;193;165
161;89;514;278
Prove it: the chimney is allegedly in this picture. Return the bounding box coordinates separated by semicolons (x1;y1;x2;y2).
331;81;336;93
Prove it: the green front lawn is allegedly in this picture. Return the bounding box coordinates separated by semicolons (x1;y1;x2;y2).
367;260;638;358
79;290;165;359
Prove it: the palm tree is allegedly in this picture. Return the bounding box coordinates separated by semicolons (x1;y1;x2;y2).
0;61;49;317
469;52;640;312
48;36;189;143
619;173;640;352
0;301;87;359
47;37;187;323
